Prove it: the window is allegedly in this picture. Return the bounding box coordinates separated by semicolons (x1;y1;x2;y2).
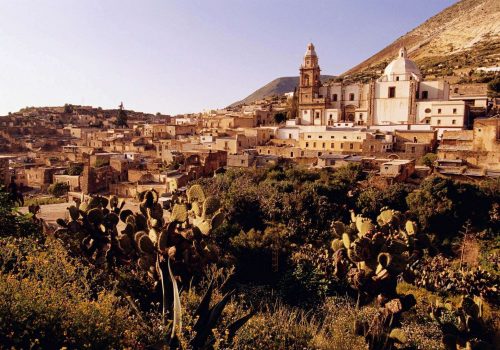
396;76;400;81
306;142;309;147
331;143;334;148
332;94;338;101
322;143;325;149
388;87;396;98
343;136;347;139
307;135;311;138
437;119;441;125
350;143;354;150
425;108;431;113
438;109;442;114
241;159;245;165
303;74;310;86
330;136;334;139
315;112;320;119
411;147;415;153
452;119;456;125
288;133;292;139
329;114;333;119
340;143;344;149
454;87;459;94
313;142;316;147
453;108;457;114
290;152;294;157
422;91;428;99
370;145;374;151
359;113;363;119
349;93;355;101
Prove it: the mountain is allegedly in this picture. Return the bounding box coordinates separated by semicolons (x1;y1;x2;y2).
342;0;500;83
229;75;333;107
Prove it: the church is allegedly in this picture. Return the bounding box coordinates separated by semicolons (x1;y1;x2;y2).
297;43;475;136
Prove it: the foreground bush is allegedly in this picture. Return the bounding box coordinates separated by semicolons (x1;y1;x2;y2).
0;236;156;349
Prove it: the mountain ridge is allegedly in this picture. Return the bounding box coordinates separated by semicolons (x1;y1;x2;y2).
229;75;333;108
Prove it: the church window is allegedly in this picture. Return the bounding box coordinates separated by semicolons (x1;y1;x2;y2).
304;74;310;86
349;93;355;101
422;91;428;99
388;87;396;98
332;94;338;101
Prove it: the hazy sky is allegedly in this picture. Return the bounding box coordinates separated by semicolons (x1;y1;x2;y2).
0;0;456;116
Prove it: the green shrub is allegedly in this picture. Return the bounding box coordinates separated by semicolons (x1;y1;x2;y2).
47;182;70;197
0;236;157;349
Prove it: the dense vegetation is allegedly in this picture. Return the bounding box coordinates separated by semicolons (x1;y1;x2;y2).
0;165;498;349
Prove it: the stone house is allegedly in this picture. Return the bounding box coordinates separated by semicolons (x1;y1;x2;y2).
379;159;416;182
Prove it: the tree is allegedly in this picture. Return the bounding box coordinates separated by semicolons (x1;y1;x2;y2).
48;182;70;197
420;153;437;172
66;164;83;176
406;177;489;239
273;111;287;125
64;104;73;114
487;77;500;97
115;102;128;128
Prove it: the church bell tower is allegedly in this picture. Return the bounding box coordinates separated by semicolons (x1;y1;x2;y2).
299;43;322;105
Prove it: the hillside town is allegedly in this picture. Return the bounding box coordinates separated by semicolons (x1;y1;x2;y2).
0;44;499;206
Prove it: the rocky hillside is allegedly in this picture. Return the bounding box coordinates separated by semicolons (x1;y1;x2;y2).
229;75;333;107
342;0;500;83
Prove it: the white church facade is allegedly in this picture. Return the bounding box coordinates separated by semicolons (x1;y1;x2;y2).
296;43;469;136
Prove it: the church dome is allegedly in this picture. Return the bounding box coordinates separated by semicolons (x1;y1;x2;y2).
381;47;421;81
